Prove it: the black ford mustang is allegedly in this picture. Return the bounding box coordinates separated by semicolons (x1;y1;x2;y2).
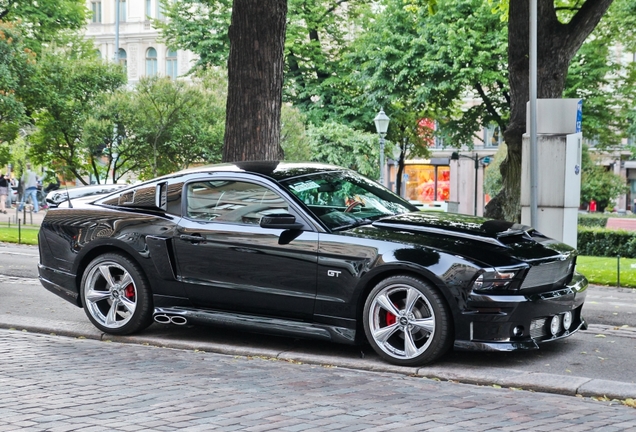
37;162;587;366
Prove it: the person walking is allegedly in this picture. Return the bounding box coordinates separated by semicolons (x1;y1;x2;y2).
18;163;39;213
0;174;8;214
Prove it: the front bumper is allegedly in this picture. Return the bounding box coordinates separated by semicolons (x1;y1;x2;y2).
454;272;588;352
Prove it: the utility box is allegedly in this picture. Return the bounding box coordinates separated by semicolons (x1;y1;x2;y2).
526;98;583;135
521;99;583;248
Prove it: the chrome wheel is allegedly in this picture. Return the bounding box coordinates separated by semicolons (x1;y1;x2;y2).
81;253;153;335
84;260;137;329
363;276;452;366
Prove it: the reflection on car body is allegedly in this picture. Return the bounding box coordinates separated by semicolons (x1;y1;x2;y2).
46;184;128;208
37;162;587;366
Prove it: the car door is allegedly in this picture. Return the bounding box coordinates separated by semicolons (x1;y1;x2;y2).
174;177;319;320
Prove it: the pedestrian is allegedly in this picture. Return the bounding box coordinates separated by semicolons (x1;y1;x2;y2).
0;173;8;214
18;163;39;213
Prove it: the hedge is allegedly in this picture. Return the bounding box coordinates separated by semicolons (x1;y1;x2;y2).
577;214;610;228
577;226;636;258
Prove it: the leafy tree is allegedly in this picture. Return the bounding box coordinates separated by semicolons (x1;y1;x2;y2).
118;74;226;180
487;0;615;221
580;145;628;211
352;0;508;144
156;0;371;160
307;122;380;179
26;44;127;184
0;21;36;143
280;104;310;162
0;0;87;54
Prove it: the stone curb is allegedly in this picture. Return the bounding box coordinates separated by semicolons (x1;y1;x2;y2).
2;317;636;401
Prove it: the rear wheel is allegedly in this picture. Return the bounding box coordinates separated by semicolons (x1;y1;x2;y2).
363;275;452;366
80;253;153;335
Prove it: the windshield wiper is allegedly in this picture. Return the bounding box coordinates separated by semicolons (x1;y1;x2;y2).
331;218;373;232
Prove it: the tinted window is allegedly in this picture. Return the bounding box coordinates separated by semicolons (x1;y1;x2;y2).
186;181;289;225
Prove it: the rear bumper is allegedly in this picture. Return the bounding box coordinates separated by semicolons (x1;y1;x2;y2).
454;272;588;352
38;264;81;307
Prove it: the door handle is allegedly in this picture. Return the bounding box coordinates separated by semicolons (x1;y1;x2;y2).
180;234;203;243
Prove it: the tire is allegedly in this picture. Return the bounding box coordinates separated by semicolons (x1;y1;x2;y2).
80;253;153;335
363;275;453;366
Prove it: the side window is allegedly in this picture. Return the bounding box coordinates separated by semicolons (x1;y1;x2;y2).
186;180;289;225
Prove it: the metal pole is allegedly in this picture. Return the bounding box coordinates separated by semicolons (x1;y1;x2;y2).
474;154;478;216
379;135;386;186
530;0;539;227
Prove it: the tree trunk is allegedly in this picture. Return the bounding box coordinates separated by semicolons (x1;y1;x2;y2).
223;0;287;162
485;0;614;222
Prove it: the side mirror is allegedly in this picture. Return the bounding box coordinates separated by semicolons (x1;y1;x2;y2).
260;213;303;230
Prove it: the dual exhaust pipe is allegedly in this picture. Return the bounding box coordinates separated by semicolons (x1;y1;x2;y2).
154;313;188;326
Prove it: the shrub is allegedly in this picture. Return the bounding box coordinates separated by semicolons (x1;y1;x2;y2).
578;213;609;228
577;226;636;258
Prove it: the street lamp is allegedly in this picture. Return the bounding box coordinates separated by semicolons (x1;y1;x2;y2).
451;152;490;216
374;108;390;186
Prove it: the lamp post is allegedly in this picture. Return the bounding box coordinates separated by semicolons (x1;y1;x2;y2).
374;108;390;186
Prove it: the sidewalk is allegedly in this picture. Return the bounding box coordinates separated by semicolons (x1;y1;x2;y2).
2;206;47;227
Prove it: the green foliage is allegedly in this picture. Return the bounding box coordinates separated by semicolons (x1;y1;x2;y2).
156;0;372;128
119;73;226;180
564;0;636;148
578;226;636;258
0;22;36;143
344;0;509;149
483;144;506;198
26;44;127;184
579;146;628;210
307;122;380;179
578;213;610;228
0;0;87;54
154;0;232;69
280;104;310;162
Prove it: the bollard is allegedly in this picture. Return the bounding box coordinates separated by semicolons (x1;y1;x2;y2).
18;218;21;244
617;254;621;288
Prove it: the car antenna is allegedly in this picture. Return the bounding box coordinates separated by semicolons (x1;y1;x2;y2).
64;179;73;209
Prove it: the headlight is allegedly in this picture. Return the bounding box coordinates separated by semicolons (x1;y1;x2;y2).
472;266;525;292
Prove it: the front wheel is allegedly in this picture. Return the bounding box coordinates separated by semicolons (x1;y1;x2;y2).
80;253;153;335
363;275;453;366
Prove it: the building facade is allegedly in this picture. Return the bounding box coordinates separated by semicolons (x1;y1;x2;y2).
85;0;196;83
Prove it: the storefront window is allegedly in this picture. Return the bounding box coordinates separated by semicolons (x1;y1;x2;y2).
404;164;450;203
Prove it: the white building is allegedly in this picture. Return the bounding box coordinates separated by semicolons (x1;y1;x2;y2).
85;0;197;83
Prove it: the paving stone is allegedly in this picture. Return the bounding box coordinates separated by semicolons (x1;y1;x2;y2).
1;329;635;431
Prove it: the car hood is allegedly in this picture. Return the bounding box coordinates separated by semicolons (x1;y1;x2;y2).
368;211;575;264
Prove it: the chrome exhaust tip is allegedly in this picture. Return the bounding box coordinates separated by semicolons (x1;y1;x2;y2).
154;314;172;324
170;315;188;325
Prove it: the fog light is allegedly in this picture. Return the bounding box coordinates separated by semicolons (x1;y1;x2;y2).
512;326;524;337
563;311;572;330
550;315;561;336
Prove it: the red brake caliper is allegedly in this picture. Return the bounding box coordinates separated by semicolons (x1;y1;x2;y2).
124;284;135;299
386;311;396;326
386;302;399;326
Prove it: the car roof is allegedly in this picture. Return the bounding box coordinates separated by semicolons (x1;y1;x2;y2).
172;161;345;182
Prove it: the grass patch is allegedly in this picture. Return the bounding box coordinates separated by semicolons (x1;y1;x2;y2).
577;256;636;288
0;226;39;245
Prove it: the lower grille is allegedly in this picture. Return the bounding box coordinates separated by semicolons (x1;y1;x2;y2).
530;317;548;338
521;258;573;289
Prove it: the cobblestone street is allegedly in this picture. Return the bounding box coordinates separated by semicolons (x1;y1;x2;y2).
1;329;635;431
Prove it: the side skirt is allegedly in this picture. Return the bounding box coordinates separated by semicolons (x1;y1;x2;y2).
153;307;357;344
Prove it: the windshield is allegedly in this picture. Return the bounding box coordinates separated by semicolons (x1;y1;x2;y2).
280;170;417;230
